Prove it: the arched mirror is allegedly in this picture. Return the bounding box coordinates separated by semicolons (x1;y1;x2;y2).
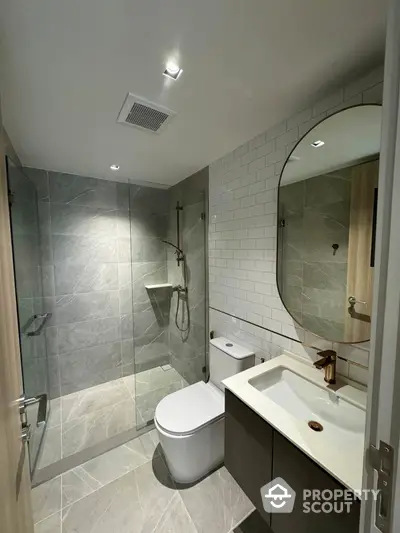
277;105;382;343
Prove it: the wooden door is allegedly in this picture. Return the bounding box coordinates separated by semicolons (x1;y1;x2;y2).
345;159;379;343
0;104;34;532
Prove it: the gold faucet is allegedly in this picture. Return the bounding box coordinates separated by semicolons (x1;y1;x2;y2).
313;350;337;384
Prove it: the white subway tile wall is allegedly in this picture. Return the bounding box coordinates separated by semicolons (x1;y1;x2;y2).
209;67;383;387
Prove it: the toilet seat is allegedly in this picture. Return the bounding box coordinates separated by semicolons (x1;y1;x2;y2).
155;381;224;436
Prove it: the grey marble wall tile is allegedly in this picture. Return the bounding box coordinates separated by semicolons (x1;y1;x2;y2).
130;211;168;240
170;350;205;385
302;287;346;321
50;203;118;237
133;308;167;338
302;313;344;341
135;330;168;363
119;288;133;315
121;338;134;366
132;261;167;310
57;317;121;354
31;476;62;523
22;356;49;398
116;183;130;210
59;342;122;395
279;181;305;216
121;314;134;340
54;263;118;295
53;235;118;264
303;261;347;291
47;355;61;399
37;202;53;265
23;168;49;202
281;260;303;287
49;172;119;209
305;172;351;209
141;238;167;262
118;238;131;262
281;284;302;313
45;327;58;355
53;291;120;325
118;263;132;289
129;186;169;215
303;209;349;264
168;166;208;208
40;266;55;297
116;210;131;238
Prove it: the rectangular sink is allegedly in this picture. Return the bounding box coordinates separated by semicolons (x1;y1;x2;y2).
248;366;365;439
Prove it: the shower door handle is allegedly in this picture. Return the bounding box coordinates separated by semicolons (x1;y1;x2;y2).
18;393;48;424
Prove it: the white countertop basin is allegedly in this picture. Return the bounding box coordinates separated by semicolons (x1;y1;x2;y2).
223;353;367;493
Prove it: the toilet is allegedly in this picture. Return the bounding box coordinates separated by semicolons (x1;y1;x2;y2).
154;337;255;484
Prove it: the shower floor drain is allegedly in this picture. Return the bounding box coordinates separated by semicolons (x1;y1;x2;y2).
308;420;323;432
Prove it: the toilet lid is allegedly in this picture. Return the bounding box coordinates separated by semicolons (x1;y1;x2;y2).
155;381;224;436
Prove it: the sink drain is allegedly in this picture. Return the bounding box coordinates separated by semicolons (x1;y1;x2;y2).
308;420;323;432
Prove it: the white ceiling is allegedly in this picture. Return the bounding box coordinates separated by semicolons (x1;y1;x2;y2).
0;0;386;187
282;105;382;185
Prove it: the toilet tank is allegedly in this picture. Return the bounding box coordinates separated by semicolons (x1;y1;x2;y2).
209;337;255;391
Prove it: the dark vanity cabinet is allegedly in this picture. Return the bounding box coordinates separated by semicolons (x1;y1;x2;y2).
225;388;273;525
225;390;360;533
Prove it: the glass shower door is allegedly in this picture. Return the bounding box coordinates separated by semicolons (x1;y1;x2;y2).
7;158;50;474
131;186;207;428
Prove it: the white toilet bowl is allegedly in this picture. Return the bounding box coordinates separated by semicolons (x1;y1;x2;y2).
154;381;224;484
155;337;255;484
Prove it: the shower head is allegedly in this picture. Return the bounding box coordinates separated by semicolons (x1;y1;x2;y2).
161;240;184;256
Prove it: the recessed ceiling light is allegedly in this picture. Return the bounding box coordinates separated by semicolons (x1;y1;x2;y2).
311;140;325;148
110;164;120;171
163;62;183;80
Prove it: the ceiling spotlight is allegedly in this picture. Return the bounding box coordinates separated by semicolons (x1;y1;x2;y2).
311;140;325;148
110;164;120;171
163;62;183;80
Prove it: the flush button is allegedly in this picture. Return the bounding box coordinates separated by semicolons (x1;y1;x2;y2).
226;343;233;347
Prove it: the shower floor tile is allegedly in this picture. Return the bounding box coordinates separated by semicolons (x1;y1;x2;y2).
33;430;259;533
37;366;186;470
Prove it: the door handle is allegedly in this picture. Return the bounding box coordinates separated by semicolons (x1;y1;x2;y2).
21;424;31;443
348;296;367;307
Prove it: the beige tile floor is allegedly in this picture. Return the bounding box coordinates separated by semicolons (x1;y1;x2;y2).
32;430;265;533
37;366;187;470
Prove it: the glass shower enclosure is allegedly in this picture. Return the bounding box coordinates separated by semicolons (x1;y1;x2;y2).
6;158;51;474
131;186;208;428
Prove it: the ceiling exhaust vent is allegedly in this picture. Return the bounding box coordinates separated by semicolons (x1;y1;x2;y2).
117;93;175;133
